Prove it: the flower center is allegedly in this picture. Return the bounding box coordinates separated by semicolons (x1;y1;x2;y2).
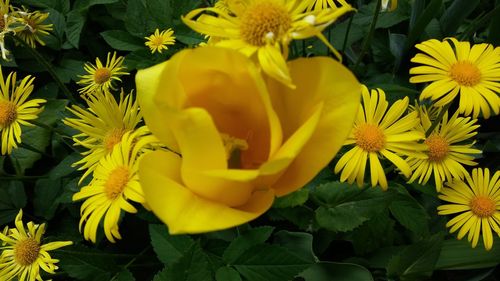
425;134;449;162
105;166;130;199
221;133;248;168
14;238;40;266
103;128;126;151
94;68;111;84
239;0;292;46
450;61;481;87
470;196;496;217
354;124;385;152
0;100;17;128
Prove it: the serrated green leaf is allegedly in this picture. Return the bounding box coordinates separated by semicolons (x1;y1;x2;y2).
273;188;309;208
274;231;316;263
300;262;374;281
149;224;194;265
350;211;395;255
215;267;242;281
153;243;212;281
233;244;313;281
57;245;119;281
389;188;429;236
125;0;171;37
101;30;144;51
223;226;274;264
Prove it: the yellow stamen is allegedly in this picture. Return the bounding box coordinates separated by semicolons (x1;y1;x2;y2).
14;238;40;266
450;61;481;87
221;133;248;159
470;196;496;217
239;1;292;46
103;128;126;151
355;124;385;152
425;134;449;162
105;166;130;199
94;68;111;84
0;100;17;127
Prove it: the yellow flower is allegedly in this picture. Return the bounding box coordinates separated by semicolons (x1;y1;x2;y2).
0;67;45;155
63;90;142;182
381;0;397;12
410;38;500;119
305;0;350;11
407;108;481;192
16;10;53;48
144;28;176;54
182;0;353;87
77;52;128;96
73;128;155;243
136;47;360;234
334;86;424;189
0;210;72;281
438;168;500;250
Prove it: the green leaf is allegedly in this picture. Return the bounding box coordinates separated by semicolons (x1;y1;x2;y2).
440;0;480;36
101;30;144;51
65;9;86;48
273;188;309;208
406;0;443;46
222;226;274;264
313;182;394;232
273;231;316;263
153;243;213;281
215;267;242;281
48;153;81;180
115;269;135;281
34;178;63;220
389;185;429;236
300;262;374;281
0;180;26;225
125;0;172;37
436;237;500;270
149;224;194;265
57;245;119;281
386;234;444;280
54;59;85;83
349;211;395;255
233;244;313;281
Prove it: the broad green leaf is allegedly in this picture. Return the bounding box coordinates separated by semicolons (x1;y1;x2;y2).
440;0;480;36
101;30;145;51
233;244;313;281
386;234;443;280
65;9;86;48
300;262;374;281
0;180;26;225
268;206;317;231
48;152;81;180
274;231;317;263
152;243;212;281
149;224;194;265
115;269;135;281
436;238;500;270
34;178;63;220
125;0;172;37
349;211;396;255
389;185;429;236
57;245;119;281
273;188;309;208
223;226;274;264
406;0;443;46
54;59;85;83
215;267;242;281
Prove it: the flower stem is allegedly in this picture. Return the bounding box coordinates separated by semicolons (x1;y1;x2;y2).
353;0;382;72
425;102;452;137
9;35;79;105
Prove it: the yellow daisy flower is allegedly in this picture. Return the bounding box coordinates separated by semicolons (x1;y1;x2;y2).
63;90;142;182
305;0;350;11
77;52;128;96
0;210;72;281
182;0;353;86
0;67;45;155
16;10;53;48
144;28;175;54
72;128;155;243
334;86;424;189
410;38;500;119
407;107;481;191
438;168;500;250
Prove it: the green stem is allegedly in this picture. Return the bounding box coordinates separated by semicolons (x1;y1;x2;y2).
110;246;152;281
353;0;382;71
9;35;78;105
342;14;355;53
425;102;452;137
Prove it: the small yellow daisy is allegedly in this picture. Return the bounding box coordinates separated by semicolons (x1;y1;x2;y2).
63;90;142;182
182;0;354;87
410;38;500;119
438;168;500;250
73;128;156;243
144;28;176;54
0;210;72;281
77;52;128;96
0;67;46;155
16;10;53;48
407;108;481;191
334;86;424;189
305;0;350;11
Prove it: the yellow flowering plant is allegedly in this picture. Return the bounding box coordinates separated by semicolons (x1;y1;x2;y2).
1;0;500;280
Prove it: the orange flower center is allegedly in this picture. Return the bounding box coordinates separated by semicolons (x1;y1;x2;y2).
0;100;17;128
470;196;496;217
14;238;40;266
94;68;111;84
450;61;481;87
105;166;130;199
0;17;5;30
103;128;126;151
239;1;292;46
354;124;385;152
425;134;449;162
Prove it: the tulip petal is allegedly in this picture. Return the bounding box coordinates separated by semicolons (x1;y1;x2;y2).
140;150;275;234
267;57;361;196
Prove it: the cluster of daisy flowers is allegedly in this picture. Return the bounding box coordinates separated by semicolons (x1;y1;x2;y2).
0;0;53;59
335;38;500;250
